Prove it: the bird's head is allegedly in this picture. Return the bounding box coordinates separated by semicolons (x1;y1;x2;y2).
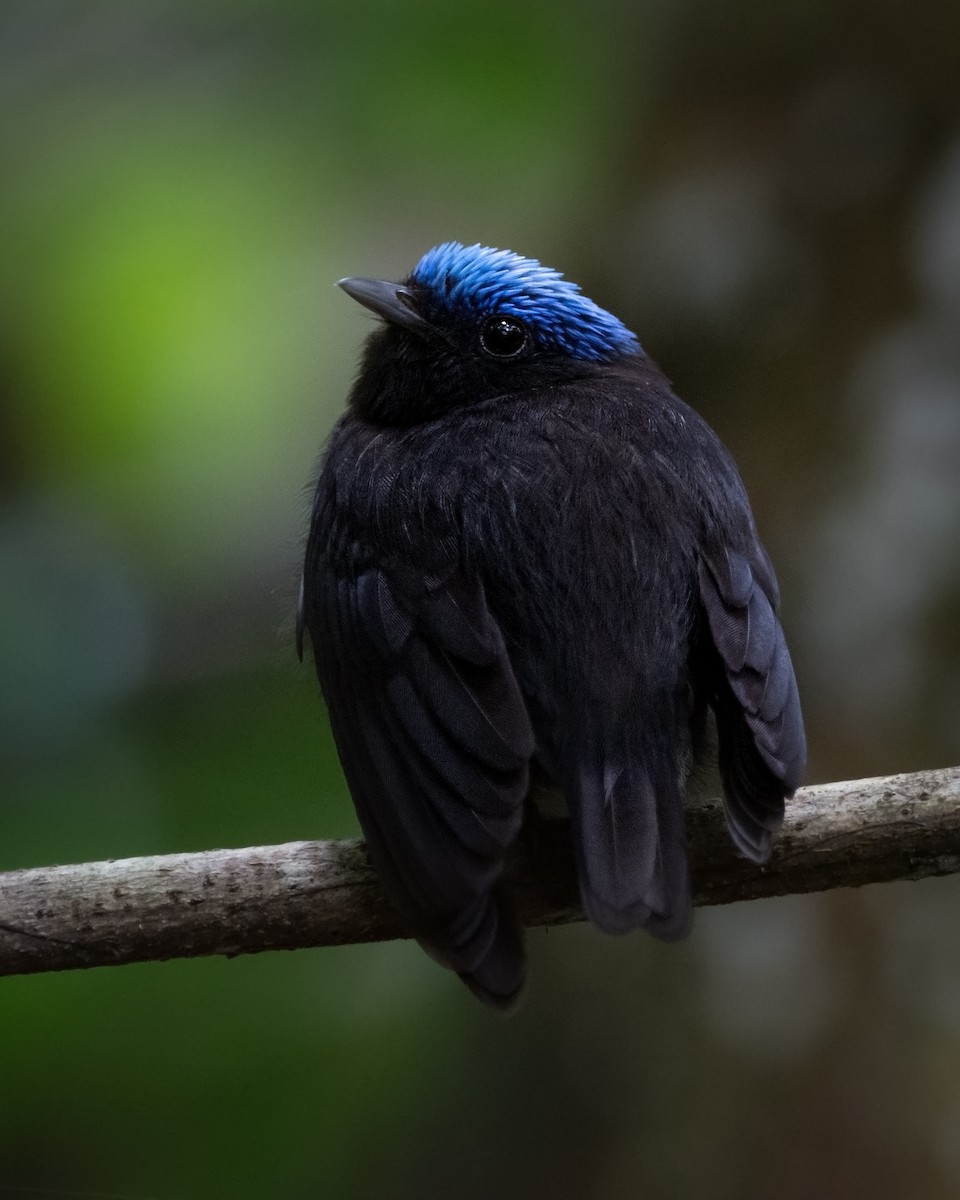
339;242;641;425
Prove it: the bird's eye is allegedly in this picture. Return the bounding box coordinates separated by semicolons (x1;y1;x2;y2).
479;315;527;359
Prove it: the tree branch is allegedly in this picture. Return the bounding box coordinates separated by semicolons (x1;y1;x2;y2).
2;766;959;978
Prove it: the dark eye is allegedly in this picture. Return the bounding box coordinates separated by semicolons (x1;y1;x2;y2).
479;315;527;358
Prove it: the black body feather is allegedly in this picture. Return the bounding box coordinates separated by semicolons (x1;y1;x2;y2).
301;246;805;1007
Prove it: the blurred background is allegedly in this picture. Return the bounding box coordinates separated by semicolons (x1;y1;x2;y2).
2;1;960;1196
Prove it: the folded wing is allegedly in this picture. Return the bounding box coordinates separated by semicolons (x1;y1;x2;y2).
697;542;806;861
302;557;535;1009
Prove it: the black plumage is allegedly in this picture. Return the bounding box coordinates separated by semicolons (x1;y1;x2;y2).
299;243;805;1008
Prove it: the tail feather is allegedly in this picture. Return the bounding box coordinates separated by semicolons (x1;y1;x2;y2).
563;731;692;940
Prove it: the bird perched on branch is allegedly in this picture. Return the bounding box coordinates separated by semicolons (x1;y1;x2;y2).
299;242;805;1009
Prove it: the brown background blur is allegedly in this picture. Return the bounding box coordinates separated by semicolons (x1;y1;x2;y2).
2;2;960;1197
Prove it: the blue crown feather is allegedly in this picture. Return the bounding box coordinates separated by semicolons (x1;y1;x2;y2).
411;242;640;362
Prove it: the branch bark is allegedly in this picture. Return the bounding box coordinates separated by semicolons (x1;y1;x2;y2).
2;765;959;978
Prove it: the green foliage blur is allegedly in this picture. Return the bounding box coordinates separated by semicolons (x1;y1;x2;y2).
2;1;960;1197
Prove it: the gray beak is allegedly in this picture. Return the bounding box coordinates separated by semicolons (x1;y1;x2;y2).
337;276;432;335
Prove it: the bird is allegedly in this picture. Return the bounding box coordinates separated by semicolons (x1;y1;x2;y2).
299;241;805;1010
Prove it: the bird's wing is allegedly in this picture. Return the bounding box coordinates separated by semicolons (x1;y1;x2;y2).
697;539;806;862
303;557;535;1009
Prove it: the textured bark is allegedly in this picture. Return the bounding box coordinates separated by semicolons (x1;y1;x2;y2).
1;765;959;977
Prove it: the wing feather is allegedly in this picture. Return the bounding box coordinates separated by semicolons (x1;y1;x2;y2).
698;543;806;862
303;557;534;1009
